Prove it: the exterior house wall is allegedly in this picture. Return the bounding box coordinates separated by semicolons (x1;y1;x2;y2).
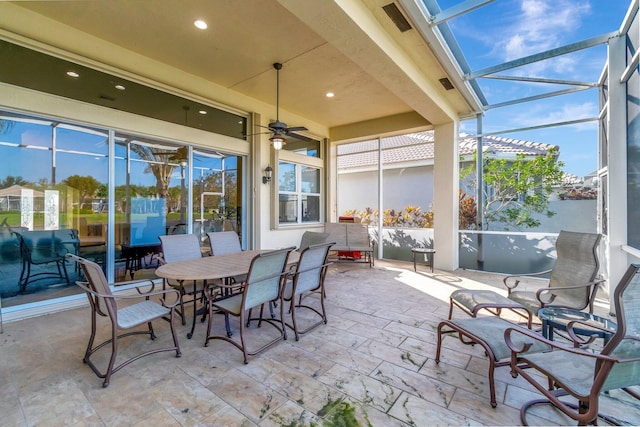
339;168;596;234
338;165;435;216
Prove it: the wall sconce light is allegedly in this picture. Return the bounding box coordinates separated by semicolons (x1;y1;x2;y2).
269;135;286;150
262;165;273;184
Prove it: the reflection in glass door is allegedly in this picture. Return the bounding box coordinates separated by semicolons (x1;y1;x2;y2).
114;135;191;281
114;135;245;280
193;150;243;247
0;111;108;306
0;110;246;307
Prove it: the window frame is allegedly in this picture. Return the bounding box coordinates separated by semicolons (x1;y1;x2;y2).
272;141;325;228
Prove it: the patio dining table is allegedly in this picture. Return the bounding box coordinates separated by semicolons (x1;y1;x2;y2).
155;249;300;339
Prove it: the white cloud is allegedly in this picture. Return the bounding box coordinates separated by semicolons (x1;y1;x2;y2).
498;0;591;61
510;102;598;131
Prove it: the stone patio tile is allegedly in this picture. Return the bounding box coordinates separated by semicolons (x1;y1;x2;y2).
263;341;335;379
320;396;408;426
20;376;96;426
370;307;426;327
447;387;525;425
206;368;288;424
419;358;507;405
400;336;472;369
260;400;321;427
290;333;384;375
371;360;456;406
347;321;408;347
301;323;369;349
338;308;394;329
387;392;481;426
238;357;347;415
356;339;427;372
383;319;438;343
317;363;403;413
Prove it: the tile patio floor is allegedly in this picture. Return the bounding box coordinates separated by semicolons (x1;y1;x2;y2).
1;259;639;426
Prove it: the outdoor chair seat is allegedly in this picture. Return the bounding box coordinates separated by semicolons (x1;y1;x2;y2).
116;299;171;329
436;316;549;407
448;289;533;326
508;289;582;317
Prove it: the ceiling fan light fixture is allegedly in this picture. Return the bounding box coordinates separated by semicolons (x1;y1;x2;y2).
270;135;286;150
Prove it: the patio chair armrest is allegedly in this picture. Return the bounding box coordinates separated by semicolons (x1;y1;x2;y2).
535;279;605;305
503;269;552;292
565;318;615;346
75;281;181;307
504;326;553;353
504;327;617;361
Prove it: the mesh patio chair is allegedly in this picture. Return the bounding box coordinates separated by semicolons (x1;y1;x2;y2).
158;234;208;339
297;231;329;253
207;230;242;255
282;242;333;341
506;263;640;425
67;254;181;387
204;247;293;363
450;231;602;324
207;230;246;290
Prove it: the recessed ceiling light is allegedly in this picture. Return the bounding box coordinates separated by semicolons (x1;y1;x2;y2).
66;71;80;78
194;19;208;30
326;92;335;98
115;84;126;90
198;110;207;115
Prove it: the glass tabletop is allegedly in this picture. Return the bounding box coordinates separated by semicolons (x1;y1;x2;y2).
538;307;617;335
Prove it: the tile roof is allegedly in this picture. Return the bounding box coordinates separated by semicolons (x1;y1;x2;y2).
337;131;558;170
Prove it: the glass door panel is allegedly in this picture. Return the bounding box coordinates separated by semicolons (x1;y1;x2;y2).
193;150;242;247
0;112;108;305
114;134;187;281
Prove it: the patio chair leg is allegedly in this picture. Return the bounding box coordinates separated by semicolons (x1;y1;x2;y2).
269;301;276;319
225;313;232;337
187;292;197;339
148;321;156;340
63;260;70;283
104;328;119;388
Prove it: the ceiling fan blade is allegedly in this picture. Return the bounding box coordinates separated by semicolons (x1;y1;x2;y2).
285;126;308;132
285;131;316;143
243;130;272;138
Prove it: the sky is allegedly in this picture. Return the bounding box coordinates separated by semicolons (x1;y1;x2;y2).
436;0;631;178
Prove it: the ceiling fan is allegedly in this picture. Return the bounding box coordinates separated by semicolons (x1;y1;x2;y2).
251;62;309;150
150;146;190;164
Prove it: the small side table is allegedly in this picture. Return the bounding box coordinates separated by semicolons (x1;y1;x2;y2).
538;307;617;347
412;247;435;272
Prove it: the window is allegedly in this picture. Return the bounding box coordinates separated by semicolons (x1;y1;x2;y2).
282;135;320;158
278;162;320;224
